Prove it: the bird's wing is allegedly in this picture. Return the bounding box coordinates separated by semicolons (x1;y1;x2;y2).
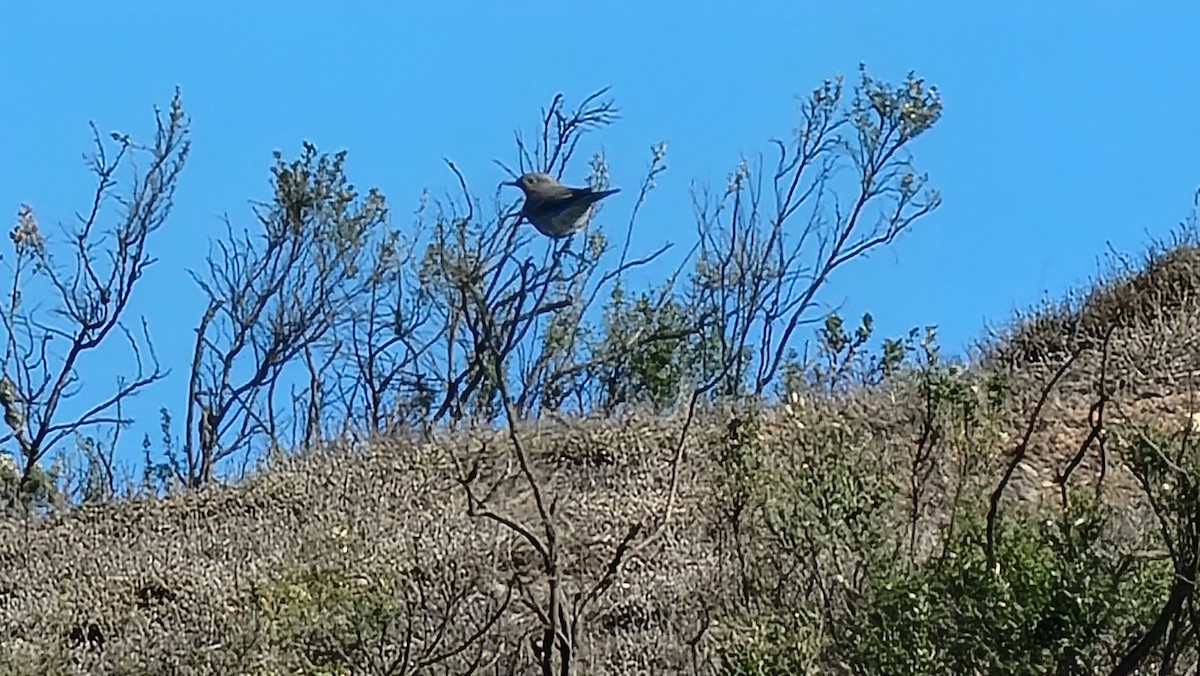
523;187;620;219
569;187;620;200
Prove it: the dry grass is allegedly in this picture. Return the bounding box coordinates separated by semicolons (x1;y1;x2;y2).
0;384;1008;674
0;412;730;674
5;240;1200;674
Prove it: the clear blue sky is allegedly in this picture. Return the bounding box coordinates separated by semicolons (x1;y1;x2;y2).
4;2;1200;475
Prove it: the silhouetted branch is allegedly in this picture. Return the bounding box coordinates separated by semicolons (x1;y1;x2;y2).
0;90;187;507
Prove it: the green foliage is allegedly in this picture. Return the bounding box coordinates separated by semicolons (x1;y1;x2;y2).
835;503;1167;674
0;451;64;515
1116;423;1200;671
590;285;699;411
805;313;921;392
717;429;1168;675
715;392;898;672
1125;424;1200;530
269;142;386;265
714;325;1170;674
719;617;823;676
253;561;401;673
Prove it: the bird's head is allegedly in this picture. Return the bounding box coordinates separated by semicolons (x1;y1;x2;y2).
504;172;556;196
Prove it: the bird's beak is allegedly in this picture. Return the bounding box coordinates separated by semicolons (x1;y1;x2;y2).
502;179;520;188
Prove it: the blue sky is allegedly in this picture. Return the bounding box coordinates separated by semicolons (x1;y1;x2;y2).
4;2;1200;475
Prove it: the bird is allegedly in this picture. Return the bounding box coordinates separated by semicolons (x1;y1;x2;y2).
504;172;620;239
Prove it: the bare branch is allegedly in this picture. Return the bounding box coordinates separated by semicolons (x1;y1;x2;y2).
0;90;187;506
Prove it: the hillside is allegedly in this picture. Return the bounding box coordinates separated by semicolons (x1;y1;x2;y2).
4;237;1200;674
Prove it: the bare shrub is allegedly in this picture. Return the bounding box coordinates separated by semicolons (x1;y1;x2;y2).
181;142;387;486
688;66;942;400
0;91;188;510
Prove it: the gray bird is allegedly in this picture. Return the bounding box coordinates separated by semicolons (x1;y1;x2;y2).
504;172;620;239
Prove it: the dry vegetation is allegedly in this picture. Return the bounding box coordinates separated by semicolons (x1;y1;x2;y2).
4;69;1200;674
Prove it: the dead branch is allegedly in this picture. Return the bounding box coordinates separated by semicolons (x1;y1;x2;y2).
985;347;1081;570
0;90;187;506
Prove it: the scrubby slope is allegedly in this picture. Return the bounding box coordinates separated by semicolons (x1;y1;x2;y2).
0;413;733;674
978;238;1200;508
5;238;1200;674
2;389;967;674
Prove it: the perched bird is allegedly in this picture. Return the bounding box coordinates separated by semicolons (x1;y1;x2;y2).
504;172;620;239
